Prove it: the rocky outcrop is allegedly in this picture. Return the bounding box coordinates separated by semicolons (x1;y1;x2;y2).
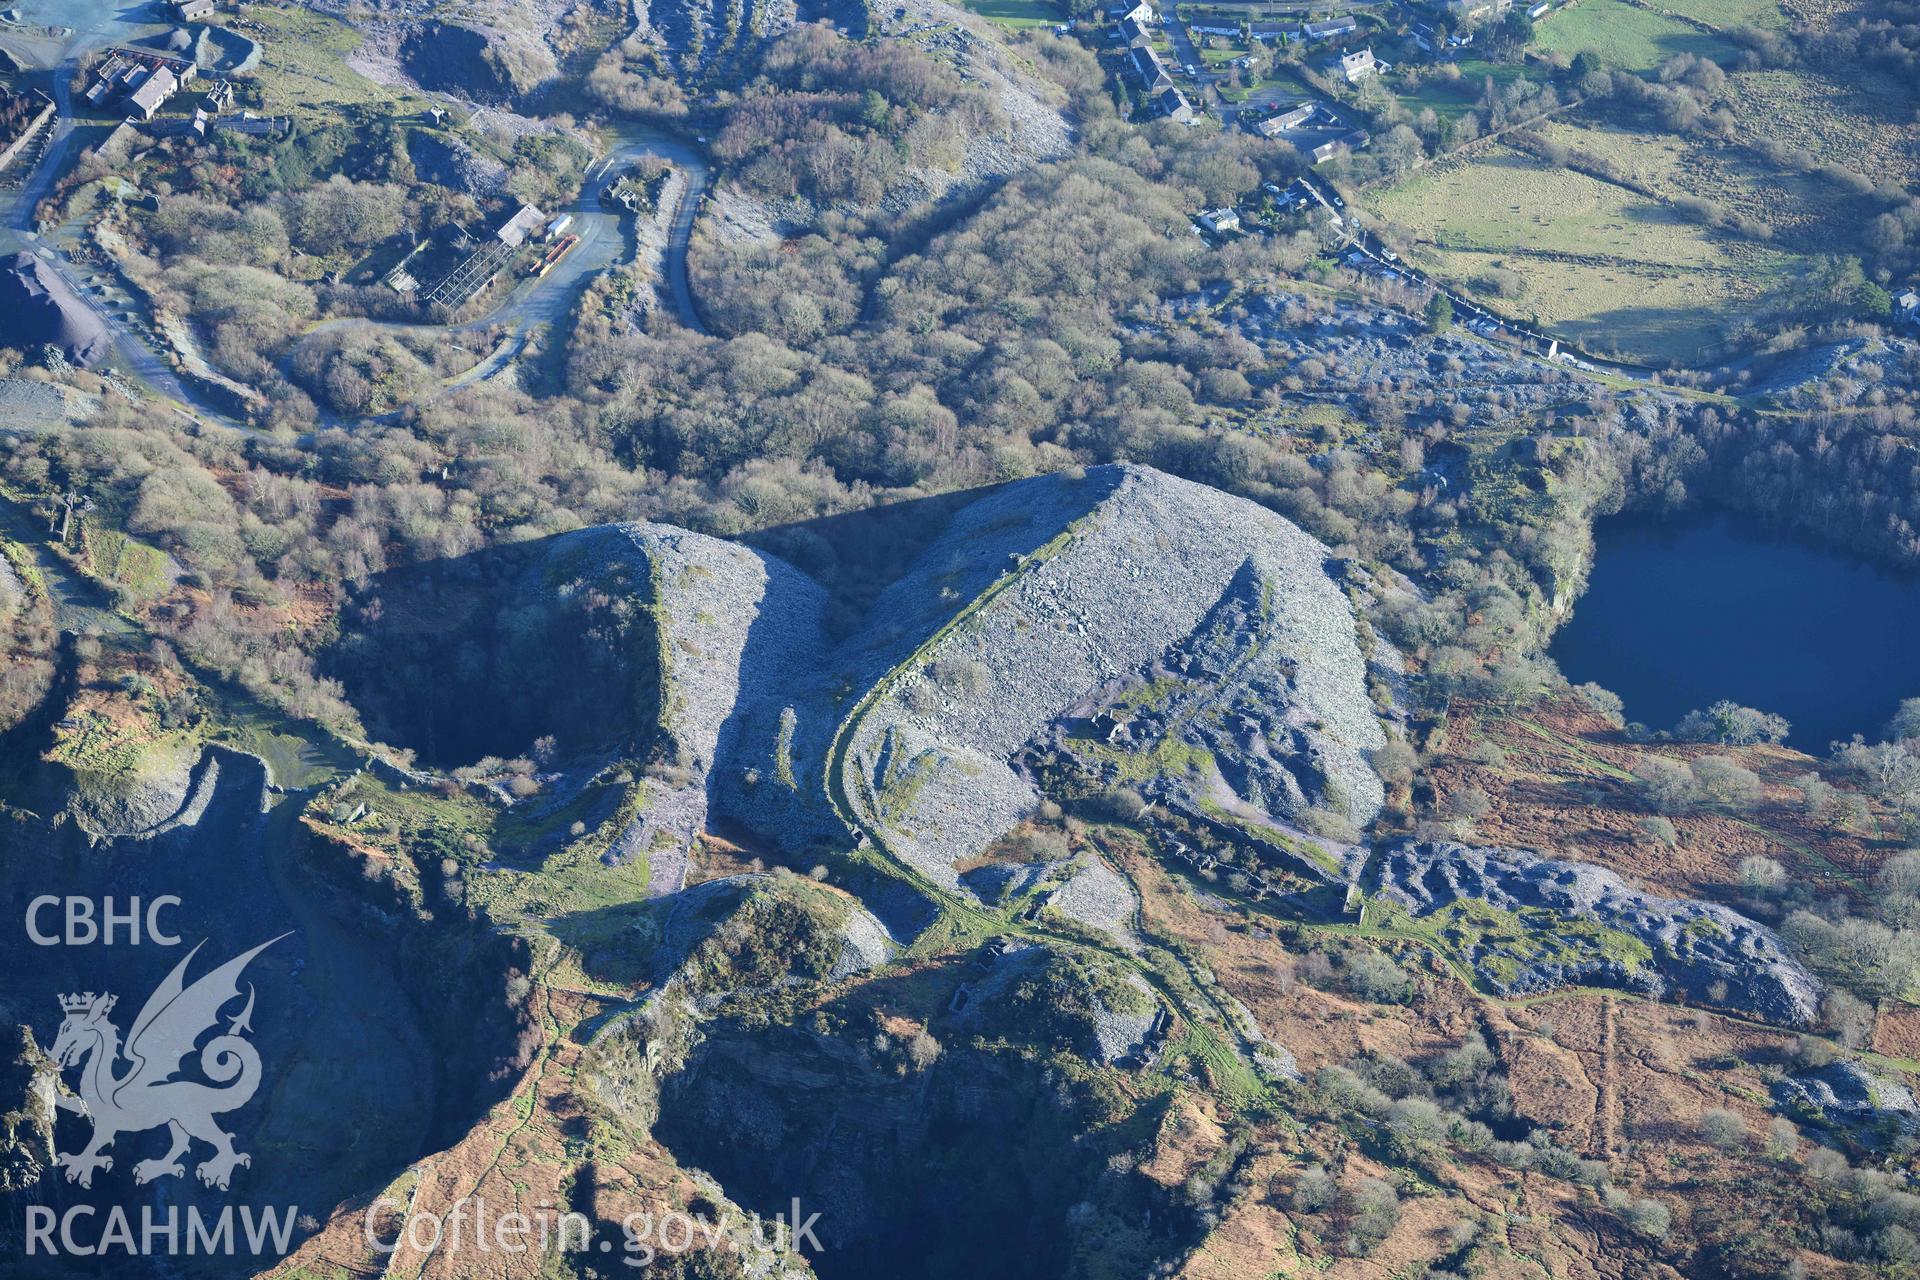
335;465;1384;930
1044;857;1140;949
406;131;508;197
65;739;236;842
1773;1061;1920;1144
399;21;556;102
821;466;1382;893
645;874;893;1004
0;1026;56;1195
952;942;1161;1065
1368;840;1823;1027
591;521;831;883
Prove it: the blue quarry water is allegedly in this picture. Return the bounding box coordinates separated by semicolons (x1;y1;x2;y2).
1550;513;1920;750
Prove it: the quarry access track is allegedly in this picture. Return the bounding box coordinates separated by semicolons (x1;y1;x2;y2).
814;516;1274;1090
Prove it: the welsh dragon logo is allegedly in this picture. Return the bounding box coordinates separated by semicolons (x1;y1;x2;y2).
44;936;285;1191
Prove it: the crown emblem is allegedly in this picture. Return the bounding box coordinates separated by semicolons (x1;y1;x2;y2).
59;992;114;1015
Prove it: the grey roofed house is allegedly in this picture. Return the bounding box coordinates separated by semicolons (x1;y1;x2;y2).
1126;44;1173;93
127;65;178;120
1154;86;1194;122
1896;288;1919;314
1312;129;1370;163
0;252;112;367
1254;101;1315;135
172;0;214;17
1336;48;1377;81
495;203;546;247
1196;207;1240;234
1118;16;1152;46
1302;15;1357;38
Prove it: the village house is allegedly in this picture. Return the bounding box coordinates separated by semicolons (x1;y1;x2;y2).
1301;15;1358;39
1896;289;1920;325
1153;86;1195;123
171;0;215;20
1334;47;1377;81
1267;180;1312;212
1126;44;1175;94
1254;101;1317;135
1118;16;1153;47
1196;207;1241;235
1111;0;1156;23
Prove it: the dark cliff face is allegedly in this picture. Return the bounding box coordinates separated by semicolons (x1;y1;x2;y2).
0;751;536;1274
399;22;552;105
648;957;1196;1280
325;536;664;768
0;1027;56;1196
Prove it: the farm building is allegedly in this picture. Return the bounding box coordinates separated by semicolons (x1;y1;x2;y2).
495;204;545;248
171;0;214;19
127;67;178;121
1527;1;1550;16
1312;129;1370;163
84;49;193;115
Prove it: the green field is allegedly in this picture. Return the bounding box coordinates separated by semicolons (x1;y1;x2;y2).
1535;116;1847;247
1660;0;1788;28
1533;0;1735;70
1366;145;1795;363
1395;58;1533;120
1728;68;1920;187
958;0;1063;26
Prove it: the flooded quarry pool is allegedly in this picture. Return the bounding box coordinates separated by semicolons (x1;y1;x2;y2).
1551;514;1920;750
